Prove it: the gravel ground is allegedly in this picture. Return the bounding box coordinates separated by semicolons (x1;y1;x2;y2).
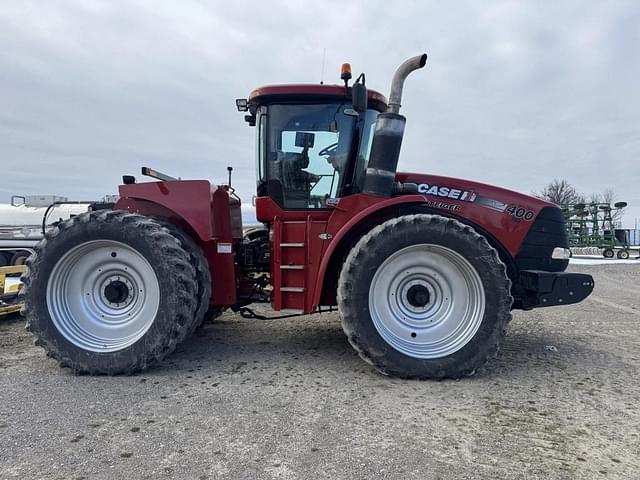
1;264;639;479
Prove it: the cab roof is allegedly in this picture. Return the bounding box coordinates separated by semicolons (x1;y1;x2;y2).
248;84;388;111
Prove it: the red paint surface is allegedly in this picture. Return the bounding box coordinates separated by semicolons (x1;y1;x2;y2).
249;84;388;106
116;180;238;306
117;180;214;241
256;199;331;312
395;172;553;255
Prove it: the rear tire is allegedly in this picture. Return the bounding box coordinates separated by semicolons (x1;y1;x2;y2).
603;248;615;258
338;214;512;379
154;221;212;341
22;210;198;374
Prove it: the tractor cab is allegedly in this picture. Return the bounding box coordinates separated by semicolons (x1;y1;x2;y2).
238;81;388;212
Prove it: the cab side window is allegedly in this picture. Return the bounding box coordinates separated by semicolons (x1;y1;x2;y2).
264;104;355;209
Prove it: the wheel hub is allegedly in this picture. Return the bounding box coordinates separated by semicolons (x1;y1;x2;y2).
47;240;160;352
102;278;133;307
406;283;431;308
369;244;485;359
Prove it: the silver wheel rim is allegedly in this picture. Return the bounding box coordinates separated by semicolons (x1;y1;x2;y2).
369;244;485;359
47;240;160;352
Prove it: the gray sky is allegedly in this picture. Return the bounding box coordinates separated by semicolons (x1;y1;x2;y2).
1;1;639;226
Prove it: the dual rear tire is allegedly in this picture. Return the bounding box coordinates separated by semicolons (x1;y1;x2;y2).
22;211;211;374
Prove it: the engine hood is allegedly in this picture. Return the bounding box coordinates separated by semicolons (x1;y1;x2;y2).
396;172;554;210
394;172;560;256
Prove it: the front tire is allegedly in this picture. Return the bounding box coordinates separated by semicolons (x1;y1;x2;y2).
338;214;512;379
22;210;198;374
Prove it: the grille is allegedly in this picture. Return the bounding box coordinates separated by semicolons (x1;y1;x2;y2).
514;206;569;272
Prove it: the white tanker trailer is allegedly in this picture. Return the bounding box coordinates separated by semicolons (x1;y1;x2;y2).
0;195;117;266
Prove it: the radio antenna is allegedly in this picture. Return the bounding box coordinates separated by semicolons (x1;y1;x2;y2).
320;48;326;85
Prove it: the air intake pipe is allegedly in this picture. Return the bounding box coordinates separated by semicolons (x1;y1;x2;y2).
362;54;427;196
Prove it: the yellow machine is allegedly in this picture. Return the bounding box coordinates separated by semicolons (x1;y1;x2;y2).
0;266;25;317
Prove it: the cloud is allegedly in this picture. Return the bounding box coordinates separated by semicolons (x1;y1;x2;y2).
1;0;639;225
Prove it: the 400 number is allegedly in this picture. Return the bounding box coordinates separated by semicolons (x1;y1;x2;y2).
506;205;534;221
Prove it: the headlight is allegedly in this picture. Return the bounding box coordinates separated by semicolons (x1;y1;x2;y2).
551;247;571;260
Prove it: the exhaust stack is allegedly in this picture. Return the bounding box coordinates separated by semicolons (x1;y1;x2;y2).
362;54;427;196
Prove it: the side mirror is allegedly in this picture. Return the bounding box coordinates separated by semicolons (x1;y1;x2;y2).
352;82;368;113
235;98;249;111
295;131;315;148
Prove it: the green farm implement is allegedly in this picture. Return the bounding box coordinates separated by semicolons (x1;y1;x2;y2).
562;202;632;259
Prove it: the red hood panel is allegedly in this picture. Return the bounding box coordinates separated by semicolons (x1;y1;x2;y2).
396;172;553;208
394;172;558;256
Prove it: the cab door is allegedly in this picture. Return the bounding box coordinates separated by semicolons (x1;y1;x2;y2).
254;103;354;312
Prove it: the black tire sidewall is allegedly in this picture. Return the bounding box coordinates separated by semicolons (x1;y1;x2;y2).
340;216;511;378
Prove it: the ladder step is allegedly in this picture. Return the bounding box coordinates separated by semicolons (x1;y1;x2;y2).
280;264;304;270
281;287;305;293
280;243;305;247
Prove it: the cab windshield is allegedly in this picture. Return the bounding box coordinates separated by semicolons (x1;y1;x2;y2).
256;103;379;209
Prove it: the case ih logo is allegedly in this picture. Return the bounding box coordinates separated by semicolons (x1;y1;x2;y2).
417;184;476;202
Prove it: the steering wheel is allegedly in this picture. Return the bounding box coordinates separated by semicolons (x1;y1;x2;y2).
318;142;339;157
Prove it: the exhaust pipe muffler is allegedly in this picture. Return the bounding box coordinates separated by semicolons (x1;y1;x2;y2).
363;54;427;197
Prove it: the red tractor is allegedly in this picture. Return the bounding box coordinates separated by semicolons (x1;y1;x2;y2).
22;54;594;378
